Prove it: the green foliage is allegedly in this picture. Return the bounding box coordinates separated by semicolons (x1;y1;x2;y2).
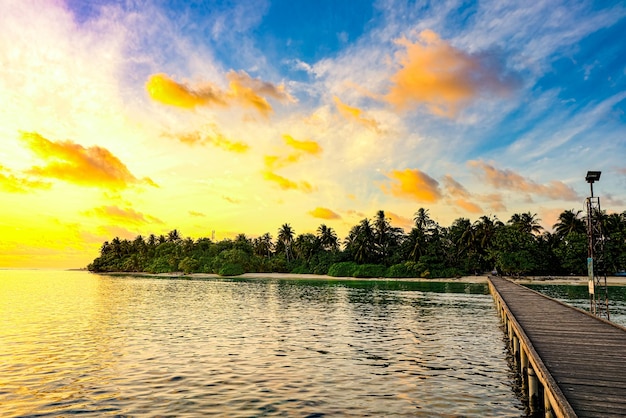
146;256;175;274
179;257;199;274
386;262;421;278
88;209;626;279
327;262;358;277
218;263;245;276
290;265;311;274
353;264;387;278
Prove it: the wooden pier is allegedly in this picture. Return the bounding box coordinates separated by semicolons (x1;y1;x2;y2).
488;275;626;417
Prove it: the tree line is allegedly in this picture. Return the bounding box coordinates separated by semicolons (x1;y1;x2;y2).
88;208;626;278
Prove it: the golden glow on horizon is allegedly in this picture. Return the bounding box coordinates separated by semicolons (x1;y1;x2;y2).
1;1;610;269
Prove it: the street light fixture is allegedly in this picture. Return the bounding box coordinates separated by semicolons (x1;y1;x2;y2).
585;170;609;319
586;171;601;196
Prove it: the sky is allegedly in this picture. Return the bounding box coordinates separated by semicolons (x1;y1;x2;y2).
2;0;626;268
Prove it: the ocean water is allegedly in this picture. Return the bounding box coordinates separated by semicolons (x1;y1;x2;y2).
0;270;525;417
524;283;626;327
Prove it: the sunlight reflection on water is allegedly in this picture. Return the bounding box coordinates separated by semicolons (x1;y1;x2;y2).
0;271;524;416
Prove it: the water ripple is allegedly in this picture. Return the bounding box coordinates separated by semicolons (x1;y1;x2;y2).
0;271;524;417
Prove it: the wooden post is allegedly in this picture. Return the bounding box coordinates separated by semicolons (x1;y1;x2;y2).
520;347;528;380
528;367;539;414
544;392;555;418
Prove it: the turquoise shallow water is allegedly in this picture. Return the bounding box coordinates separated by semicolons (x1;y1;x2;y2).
0;270;525;417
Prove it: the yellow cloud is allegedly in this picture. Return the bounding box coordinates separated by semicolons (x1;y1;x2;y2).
222;196;241;204
261;134;321;192
0;165;51;193
263;170;314;193
381;168;442;202
333;96;380;131
189;210;205;217
146;71;295;116
146;73;226;109
468;160;580;201
20;132;156;190
386;29;519;117
176;130;249;153
84;205;163;226
309;207;341;220
282;134;322;155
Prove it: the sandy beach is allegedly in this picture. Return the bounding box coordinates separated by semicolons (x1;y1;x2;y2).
99;271;626;286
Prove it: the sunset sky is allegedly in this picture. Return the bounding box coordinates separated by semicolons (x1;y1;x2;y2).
2;0;626;268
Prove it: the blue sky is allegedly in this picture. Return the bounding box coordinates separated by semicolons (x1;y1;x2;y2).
1;0;626;267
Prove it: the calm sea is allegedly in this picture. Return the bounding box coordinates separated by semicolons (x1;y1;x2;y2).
525;283;626;327
0;270;526;417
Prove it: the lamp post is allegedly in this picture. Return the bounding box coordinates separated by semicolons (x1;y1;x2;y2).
585;170;609;318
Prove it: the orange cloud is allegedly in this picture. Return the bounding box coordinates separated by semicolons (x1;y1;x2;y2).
146;71;294;116
309;207;341;220
84;205;163;225
263;170;314;193
0;165;51;193
443;175;470;198
175;130;249;153
226;70;295;117
468;160;580;201
333;96;380;131
479;193;507;212
454;199;482;214
20;132;156;190
387;211;413;231
381;168;442;202
442;175;483;213
386;29;519;117
146;73;226;109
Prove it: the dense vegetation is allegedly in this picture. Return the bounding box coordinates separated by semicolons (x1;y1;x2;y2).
88;208;626;278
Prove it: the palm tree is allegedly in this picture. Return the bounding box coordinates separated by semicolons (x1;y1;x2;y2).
553;209;585;239
345;218;376;264
167;229;182;243
278;224;295;262
374;210;392;261
413;208;436;234
111;237;122;257
508;212;543;235
473;215;503;271
293;233;321;262
317;224;339;252
253;233;274;258
147;234;157;247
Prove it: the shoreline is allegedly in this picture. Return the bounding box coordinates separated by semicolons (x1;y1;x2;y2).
94;271;626;286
